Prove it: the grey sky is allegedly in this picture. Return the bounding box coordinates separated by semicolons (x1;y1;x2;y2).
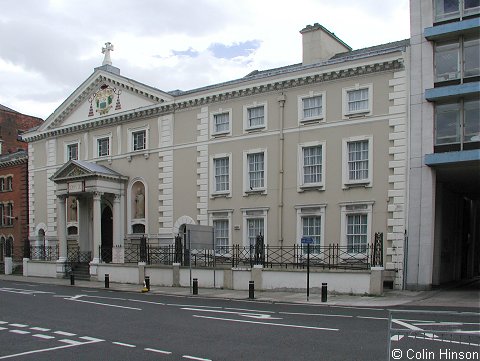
0;0;410;119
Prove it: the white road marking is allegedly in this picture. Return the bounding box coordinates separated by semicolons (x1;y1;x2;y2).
357;316;388;320
193;315;339;331
54;331;76;336
280;311;353;318
225;307;275;314
59;339;84;346
0;327;7;331
182;307;281;320
0;339;104;360
127;299;165;305
32;334;55;339
9;330;30;335
112;341;136;348
79;336;105;342
145;348;172;354
182;355;212;361
9;323;28;328
390;335;404;341
0;321;7;324
70;299;142;310
30;327;51;331
168;303;222;309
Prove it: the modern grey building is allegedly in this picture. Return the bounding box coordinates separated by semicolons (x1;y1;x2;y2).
408;0;479;289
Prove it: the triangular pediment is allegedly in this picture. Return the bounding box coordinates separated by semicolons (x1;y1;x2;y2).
51;160;127;183
38;67;173;133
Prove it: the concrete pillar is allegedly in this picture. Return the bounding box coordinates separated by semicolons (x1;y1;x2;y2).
138;262;146;284
370;267;384;295
224;269;233;289
252;265;263;291
23;258;29;276
172;263;180;287
4;257;12;275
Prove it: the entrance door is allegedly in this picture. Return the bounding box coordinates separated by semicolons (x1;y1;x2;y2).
101;206;113;263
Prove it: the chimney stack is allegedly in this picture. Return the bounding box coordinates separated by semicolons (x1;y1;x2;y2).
300;23;351;65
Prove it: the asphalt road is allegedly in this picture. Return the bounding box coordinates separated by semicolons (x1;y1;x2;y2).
0;280;478;361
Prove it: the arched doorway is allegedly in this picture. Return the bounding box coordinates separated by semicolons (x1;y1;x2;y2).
101;206;113;263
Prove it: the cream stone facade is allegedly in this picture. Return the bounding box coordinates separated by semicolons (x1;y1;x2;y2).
23;24;409;290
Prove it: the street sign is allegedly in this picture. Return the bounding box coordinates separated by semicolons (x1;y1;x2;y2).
301;237;314;244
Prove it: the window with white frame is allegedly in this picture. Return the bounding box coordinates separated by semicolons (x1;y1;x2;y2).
6;176;12;191
296;205;325;254
133;130;146;151
97;136;110;157
244;102;267;131
342;136;373;187
209;210;233;253
244;149;267;194
128;126;149;153
298;142;325;190
5;202;13;226
211;154;231;196
340;202;373;254
66;142;79;161
343;84;372;117
298;92;325;123
211;110;231;136
242;208;267;247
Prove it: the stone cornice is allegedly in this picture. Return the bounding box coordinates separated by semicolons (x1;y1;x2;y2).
24;58;404;142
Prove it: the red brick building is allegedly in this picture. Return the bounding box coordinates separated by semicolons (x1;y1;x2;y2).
0;105;43;266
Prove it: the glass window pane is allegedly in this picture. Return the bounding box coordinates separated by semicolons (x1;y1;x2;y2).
213;219;229;252
464;0;480;14
347;140;369;181
464;38;480;78
248;153;264;189
435;103;461;145
303;96;322;118
303;146;322;184
214;157;229;192
464;100;480;142
214;113;229;133
247;218;264;246
435;42;460;82
248;106;264;128
435;0;460;21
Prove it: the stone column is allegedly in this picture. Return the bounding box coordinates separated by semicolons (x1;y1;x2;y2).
91;192;102;264
56;195;67;278
57;195;67;260
113;194;121;246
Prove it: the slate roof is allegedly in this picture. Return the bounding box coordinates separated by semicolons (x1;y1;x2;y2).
73;159;124;177
172;39;410;97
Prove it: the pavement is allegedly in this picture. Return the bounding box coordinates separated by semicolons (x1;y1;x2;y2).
0;274;478;309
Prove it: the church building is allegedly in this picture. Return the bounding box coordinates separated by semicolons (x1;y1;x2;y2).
22;25;409;291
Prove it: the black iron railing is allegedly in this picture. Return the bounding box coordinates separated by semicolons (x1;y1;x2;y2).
67;246;91;263
29;246;59;261
114;240;383;270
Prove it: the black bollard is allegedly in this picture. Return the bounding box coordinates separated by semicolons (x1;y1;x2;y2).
70;273;75;286
145;276;150;291
193;278;198;295
105;274;110;288
249;281;255;299
321;282;328;302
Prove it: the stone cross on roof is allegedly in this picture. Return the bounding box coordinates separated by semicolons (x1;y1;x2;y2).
102;42;114;66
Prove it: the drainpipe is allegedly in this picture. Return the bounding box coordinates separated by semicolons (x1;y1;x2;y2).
277;94;286;245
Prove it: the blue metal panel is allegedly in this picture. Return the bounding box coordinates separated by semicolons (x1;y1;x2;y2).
425;82;480;101
425;149;480;166
424;18;480;40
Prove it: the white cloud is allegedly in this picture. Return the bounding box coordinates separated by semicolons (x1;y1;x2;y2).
0;0;410;119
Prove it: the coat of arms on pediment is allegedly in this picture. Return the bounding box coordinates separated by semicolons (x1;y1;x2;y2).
57;165;90;179
88;84;122;117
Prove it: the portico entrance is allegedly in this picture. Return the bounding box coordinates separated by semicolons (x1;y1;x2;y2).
50;160;128;279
